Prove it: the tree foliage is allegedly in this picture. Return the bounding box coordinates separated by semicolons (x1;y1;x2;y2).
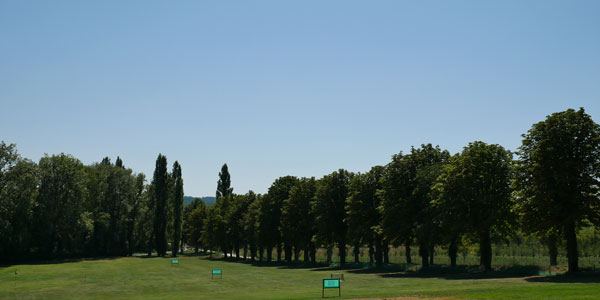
515;108;600;272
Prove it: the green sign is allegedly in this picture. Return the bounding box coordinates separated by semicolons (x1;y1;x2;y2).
171;258;179;265
211;268;223;279
323;279;340;288
322;278;341;297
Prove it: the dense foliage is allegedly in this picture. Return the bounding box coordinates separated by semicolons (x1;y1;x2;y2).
2;108;599;273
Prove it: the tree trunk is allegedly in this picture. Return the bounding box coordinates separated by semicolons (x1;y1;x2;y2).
304;246;310;263
419;243;429;268
479;230;492;271
267;247;273;262
565;221;579;273
405;243;412;264
326;245;333;264
294;247;300;263
243;244;248;260
429;244;435;265
285;242;292;264
368;242;374;265
547;233;558;266
339;241;347;266
310;243;316;263
374;237;383;266
449;237;458;267
353;243;360;264
258;246;264;262
383;240;389;264
276;244;282;262
235;246;240;259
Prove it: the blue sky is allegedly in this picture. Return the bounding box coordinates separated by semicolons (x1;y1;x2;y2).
1;1;599;197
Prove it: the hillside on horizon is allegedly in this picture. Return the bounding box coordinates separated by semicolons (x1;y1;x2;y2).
183;196;215;206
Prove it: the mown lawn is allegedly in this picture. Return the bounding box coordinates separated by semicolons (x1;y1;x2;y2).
1;256;599;299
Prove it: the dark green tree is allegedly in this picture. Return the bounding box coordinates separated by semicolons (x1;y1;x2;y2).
281;177;317;263
266;176;299;263
346;166;385;265
379;152;413;264
515;108;600;272
171;161;184;256
183;198;207;255
314;169;352;265
226;191;255;258
216;163;233;200
127;173;146;256
34;154;89;257
152;154;169;256
243;194;261;261
434;142;513;271
0;142;39;259
202;205;225;258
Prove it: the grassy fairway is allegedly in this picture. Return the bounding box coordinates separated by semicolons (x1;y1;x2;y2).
1;256;600;299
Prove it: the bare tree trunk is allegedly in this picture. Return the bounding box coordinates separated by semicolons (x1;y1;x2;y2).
449;237;458;267
405;243;412;264
326;245;333;264
479;230;492;271
547;233;558;266
565;222;579;273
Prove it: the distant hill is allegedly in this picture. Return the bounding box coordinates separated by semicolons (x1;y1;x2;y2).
183;196;216;206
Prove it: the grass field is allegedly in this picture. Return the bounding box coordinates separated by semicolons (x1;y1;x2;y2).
2;255;600;299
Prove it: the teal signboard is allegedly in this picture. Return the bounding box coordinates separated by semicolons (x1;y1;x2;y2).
322;278;341;297
211;268;223;279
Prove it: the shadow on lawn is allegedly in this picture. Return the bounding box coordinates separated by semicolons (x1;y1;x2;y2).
525;272;600;283
374;265;543;280
1;256;120;267
203;255;332;269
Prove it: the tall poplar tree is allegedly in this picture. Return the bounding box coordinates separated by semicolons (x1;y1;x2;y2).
152;154;168;256
171;161;184;257
216;164;233;200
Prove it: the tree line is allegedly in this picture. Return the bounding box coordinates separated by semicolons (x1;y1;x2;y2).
191;108;600;273
0;149;185;260
2;108;599;273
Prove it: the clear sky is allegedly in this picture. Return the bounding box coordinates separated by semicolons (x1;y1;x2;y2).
1;1;599;197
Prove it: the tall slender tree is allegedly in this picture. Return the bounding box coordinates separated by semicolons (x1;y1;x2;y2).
171;161;184;256
216;164;233;200
152;154;168;256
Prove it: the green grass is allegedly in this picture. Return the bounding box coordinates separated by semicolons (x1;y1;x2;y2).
2;256;600;299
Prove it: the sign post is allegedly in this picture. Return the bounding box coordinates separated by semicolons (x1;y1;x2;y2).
322;278;341;298
330;273;344;282
171;258;179;266
211;268;223;279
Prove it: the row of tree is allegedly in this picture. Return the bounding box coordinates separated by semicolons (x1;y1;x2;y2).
0;146;185;260
2;108;599;274
188;108;599;273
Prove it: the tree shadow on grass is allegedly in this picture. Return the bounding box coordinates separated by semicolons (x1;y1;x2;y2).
525;272;600;283
1;256;120;268
202;255;331;269
344;264;548;280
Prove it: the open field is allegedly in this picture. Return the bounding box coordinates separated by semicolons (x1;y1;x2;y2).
2;255;600;299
